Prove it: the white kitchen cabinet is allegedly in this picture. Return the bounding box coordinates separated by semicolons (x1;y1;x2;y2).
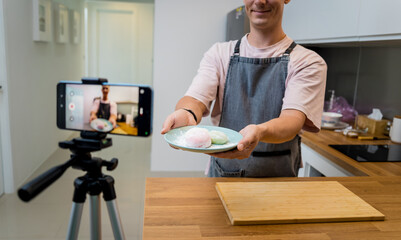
358;0;401;41
284;0;401;44
300;143;354;177
283;0;360;44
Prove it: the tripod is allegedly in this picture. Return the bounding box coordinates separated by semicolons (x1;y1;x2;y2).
18;132;125;240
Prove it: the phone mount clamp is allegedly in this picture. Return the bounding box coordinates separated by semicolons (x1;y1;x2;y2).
18;78;126;240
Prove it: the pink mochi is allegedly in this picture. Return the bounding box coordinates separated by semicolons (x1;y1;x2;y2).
184;127;211;148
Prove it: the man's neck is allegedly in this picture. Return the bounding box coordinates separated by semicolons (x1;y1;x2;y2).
102;96;108;101
247;26;286;48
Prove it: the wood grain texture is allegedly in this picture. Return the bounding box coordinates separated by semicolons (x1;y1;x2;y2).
215;181;384;225
143;177;401;240
300;130;401;176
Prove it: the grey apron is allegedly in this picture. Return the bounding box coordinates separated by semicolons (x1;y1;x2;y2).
208;39;301;178
97;102;111;120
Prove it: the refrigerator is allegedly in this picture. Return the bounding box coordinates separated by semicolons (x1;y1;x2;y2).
226;6;250;41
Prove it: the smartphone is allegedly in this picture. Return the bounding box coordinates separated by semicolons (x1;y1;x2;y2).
57;81;152;137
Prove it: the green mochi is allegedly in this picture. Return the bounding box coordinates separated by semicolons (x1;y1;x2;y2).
209;130;228;145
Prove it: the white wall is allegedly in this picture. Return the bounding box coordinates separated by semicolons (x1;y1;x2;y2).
86;1;154;86
0;0;9;195
2;0;85;191
151;0;244;172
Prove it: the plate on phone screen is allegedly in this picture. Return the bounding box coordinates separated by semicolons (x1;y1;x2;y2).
164;126;242;153
90;118;113;132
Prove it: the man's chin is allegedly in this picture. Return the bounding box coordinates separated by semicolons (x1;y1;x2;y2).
250;21;271;30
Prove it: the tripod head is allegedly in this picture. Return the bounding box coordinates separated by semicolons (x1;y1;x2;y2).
60;131;111;153
18;131;118;202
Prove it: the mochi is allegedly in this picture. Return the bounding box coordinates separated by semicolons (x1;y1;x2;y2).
184;127;212;148
209;130;228;145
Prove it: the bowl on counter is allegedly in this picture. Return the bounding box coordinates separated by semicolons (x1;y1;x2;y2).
322;112;343;127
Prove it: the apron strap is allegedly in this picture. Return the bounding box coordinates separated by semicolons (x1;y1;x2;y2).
233;39;241;56
284;41;297;55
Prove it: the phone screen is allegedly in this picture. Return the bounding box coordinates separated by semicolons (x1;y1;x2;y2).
57;82;152;137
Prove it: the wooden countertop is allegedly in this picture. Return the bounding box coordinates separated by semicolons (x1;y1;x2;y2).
300;130;401;176
110;122;137;135
143;177;401;240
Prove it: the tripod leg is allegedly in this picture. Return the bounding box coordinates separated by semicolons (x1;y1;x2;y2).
100;175;126;240
66;177;89;240
89;195;102;240
106;200;125;240
66;202;84;240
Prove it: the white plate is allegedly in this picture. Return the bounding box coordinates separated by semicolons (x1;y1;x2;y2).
164;126;243;153
90;118;113;132
321;121;349;130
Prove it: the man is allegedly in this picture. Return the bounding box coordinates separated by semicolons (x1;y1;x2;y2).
90;85;117;127
161;0;327;177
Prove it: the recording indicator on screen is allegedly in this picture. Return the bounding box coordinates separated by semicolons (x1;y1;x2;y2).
69;103;75;111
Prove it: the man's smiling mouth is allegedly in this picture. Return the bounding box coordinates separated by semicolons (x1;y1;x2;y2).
251;9;272;14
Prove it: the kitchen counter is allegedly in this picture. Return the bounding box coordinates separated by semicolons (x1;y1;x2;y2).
301;130;401;176
143;177;401;240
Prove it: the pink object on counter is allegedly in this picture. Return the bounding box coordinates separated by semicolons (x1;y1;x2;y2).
326;96;358;123
184;127;212;148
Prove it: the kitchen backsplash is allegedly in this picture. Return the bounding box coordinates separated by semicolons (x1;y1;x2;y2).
310;45;401;121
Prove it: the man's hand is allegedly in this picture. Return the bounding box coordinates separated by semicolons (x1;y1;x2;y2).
89;113;97;122
161;96;207;134
208;124;261;159
208;109;306;159
109;118;117;128
161;109;197;134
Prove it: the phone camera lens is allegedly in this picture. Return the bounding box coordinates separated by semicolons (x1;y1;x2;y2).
140;89;144;94
60;104;64;108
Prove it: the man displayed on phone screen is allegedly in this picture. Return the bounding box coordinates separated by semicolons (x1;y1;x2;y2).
89;85;117;127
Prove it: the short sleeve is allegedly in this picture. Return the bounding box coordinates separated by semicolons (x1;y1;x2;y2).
110;101;117;116
185;43;225;116
91;99;100;113
282;48;327;132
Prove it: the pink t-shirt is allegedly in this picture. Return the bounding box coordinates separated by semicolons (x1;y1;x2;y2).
91;99;118;117
185;35;327;132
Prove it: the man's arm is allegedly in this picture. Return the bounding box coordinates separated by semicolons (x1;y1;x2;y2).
89;99;100;122
208;109;305;159
109;114;117;127
109;102;118;127
257;109;306;143
161;96;207;134
89;111;97;122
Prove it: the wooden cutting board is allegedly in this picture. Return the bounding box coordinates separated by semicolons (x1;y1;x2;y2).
216;181;385;225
